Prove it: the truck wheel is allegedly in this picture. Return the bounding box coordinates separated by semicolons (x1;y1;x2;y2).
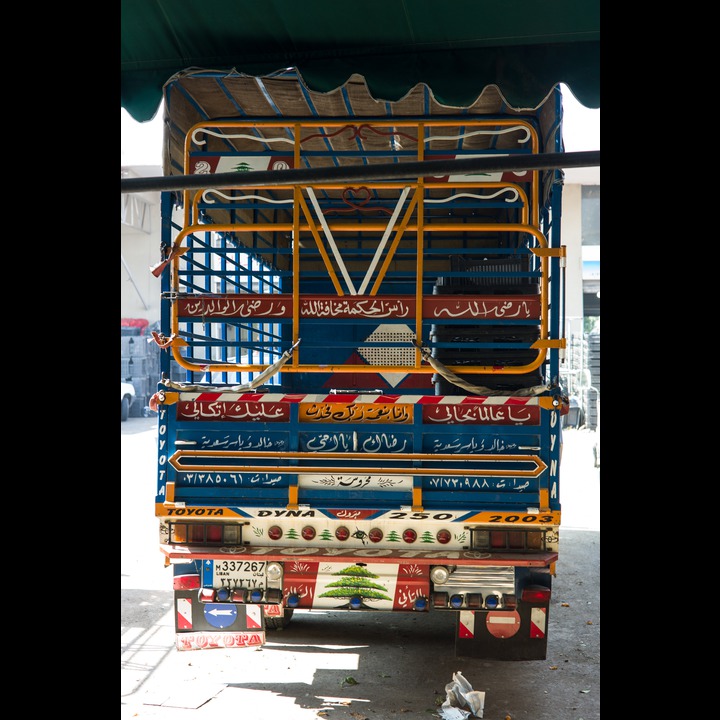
121;397;130;422
265;608;294;630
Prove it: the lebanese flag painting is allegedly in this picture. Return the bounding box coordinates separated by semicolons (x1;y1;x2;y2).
190;155;294;174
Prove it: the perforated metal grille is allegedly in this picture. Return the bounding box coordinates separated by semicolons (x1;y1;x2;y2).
357;324;416;366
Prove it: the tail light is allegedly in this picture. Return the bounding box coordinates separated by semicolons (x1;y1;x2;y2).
173;563;201;590
502;593;517;609
521;585;551;603
206;524;223;542
169;522;242;545
173;573;201;591
470;528;547;551
432;592;449;607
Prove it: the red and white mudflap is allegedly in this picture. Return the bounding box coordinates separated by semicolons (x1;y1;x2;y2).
455;603;550;660
174;591;266;651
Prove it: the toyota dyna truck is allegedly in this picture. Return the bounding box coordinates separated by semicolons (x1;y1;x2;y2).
149;70;569;659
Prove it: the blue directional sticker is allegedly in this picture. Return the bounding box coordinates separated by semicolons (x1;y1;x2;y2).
203;603;238;629
202;559;214;588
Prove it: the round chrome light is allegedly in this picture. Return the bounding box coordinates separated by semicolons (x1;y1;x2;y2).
267;562;283;581
430;565;450;585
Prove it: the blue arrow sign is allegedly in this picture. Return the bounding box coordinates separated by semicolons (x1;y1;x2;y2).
203;603;238;629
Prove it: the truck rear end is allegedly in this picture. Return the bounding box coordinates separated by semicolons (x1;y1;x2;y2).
151;70;568;658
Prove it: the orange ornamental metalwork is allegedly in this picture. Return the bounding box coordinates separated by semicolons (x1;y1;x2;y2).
299;402;414;424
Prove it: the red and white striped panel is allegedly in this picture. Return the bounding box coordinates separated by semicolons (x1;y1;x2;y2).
176;392;540;407
529;607;547;638
177;598;193;630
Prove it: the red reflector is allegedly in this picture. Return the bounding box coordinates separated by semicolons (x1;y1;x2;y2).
368;528;383;543
335;526;350;541
268;525;283;540
402;529;417;543
301;525;316;540
521;585;551;603
173;574;201;591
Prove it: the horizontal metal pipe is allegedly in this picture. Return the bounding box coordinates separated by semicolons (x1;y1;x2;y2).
120;150;599;194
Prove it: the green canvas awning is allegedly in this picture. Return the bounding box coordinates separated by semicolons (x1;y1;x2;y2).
121;0;600;123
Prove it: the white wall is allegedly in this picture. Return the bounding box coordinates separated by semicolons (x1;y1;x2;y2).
121;166;163;325
561;182;585;338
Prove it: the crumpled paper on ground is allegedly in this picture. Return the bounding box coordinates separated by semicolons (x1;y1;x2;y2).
438;671;485;720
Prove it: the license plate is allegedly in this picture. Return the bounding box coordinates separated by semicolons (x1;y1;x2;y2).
212;559;267;590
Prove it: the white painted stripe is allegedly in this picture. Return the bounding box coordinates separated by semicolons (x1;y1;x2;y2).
358;186;411;294
177;392;538;405
305;187;357;295
487;615;517;625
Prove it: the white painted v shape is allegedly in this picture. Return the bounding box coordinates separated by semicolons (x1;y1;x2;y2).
304;186;411;296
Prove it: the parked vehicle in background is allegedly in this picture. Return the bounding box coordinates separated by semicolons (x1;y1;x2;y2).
148;70;570;660
121;381;136;422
